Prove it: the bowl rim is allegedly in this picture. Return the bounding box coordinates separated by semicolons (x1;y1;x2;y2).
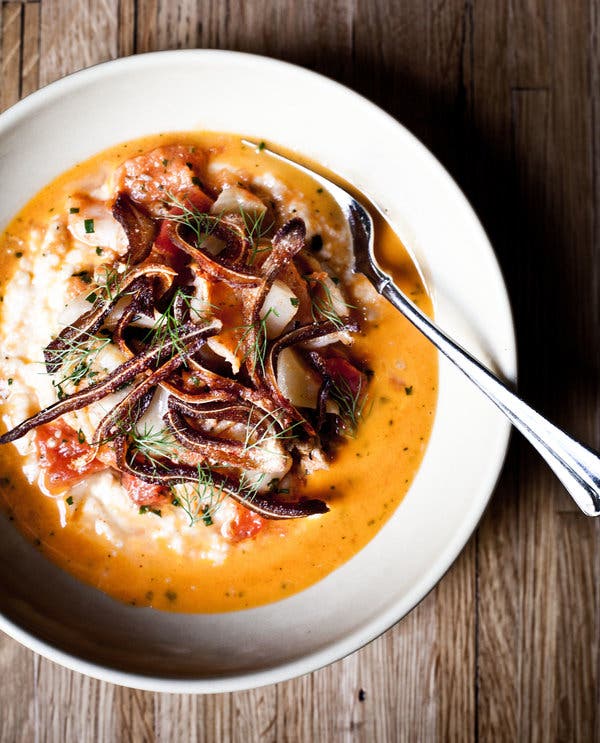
0;49;516;693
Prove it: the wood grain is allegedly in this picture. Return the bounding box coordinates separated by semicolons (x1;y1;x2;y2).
0;1;598;741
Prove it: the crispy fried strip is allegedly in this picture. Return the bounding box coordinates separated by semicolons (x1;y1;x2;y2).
0;319;221;445
44;263;176;373
117;450;328;520
112;192;158;265
112;277;154;356
165;406;270;471
167;220;260;286
241;218;307;386
261;320;349;436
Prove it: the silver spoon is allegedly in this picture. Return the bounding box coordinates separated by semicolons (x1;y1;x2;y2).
242;138;600;517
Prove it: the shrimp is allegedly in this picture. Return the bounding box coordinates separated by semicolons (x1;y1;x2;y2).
114;145;212;216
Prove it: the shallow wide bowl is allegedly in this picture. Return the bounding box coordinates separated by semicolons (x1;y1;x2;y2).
0;50;516;692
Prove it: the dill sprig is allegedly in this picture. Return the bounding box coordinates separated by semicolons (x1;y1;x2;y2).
239;207;273;265
242;406;300;454
308;275;354;330
50;329;112;399
173;465;226;527
165;193;223;249
172;466;266;527
330;376;369;437
95;265;126;302
128;424;178;470
235;307;279;374
145;287;213;359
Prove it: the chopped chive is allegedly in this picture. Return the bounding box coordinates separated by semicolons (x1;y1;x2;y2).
72;270;93;284
86;292;97;303
290;297;299;307
139;505;162;517
69;207;80;214
77;429;86;444
7;378;13;385
161;158;168;166
66;495;74;505
257;141;266;151
84;218;95;234
405;386;413;395
95;246;103;255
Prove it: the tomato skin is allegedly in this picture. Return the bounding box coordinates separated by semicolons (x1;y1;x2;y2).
121;472;170;507
221;502;265;542
36;421;106;494
179;186;214;214
154;186;214;270
322;355;365;395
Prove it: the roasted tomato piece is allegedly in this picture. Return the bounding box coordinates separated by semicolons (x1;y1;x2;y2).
154;186;213;270
221;502;265;542
36;421;106;494
121;471;170;507
114;145;211;216
322;355;366;396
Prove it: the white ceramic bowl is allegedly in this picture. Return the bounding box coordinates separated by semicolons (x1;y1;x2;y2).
0;51;516;692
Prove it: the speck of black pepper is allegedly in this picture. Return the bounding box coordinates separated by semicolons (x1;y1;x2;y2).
165;590;177;602
358;688;366;702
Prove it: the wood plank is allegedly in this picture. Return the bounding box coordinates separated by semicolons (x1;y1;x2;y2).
231;688;277;742
135;0;159;54
20;0;40;98
477;460;521;741
0;2;22;111
555;514;599;742
435;541;476;743
113;686;156;742
34;658;117;742
118;0;136;57
508;0;551;87
0;643;36;742
39;0;119;86
548;0;599;503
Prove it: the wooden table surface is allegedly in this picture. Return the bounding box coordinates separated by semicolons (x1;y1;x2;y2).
0;1;598;741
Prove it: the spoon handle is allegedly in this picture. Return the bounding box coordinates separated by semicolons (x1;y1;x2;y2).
379;279;600;516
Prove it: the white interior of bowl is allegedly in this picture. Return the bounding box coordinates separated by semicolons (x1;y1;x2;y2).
0;51;516;693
